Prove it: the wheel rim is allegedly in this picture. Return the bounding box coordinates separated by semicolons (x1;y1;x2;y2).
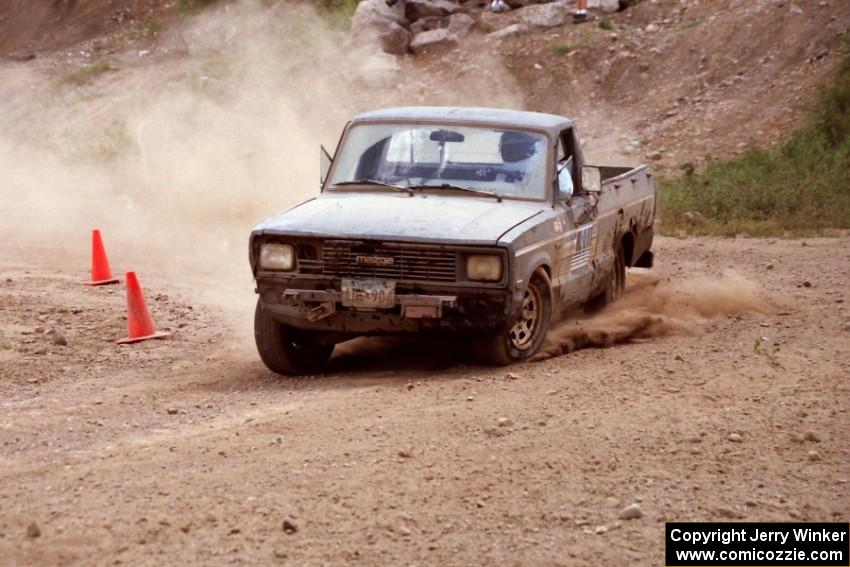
509;284;542;351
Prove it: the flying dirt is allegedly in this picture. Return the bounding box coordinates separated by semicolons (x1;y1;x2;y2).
1;1;849;565
534;271;767;360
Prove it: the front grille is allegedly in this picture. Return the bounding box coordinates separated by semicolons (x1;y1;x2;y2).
299;241;458;283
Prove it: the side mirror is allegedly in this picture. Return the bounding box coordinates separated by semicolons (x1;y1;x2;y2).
581;166;602;193
320;145;333;185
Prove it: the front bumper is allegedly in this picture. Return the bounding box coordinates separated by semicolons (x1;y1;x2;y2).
257;282;513;335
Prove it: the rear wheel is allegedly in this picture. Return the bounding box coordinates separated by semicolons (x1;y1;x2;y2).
475;269;552;366
254;299;334;376
585;242;626;312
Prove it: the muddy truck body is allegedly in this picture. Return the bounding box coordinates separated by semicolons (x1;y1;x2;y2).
249;107;655;374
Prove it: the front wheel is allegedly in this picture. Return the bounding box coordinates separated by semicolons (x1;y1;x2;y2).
474;269;553;366
254;300;334;376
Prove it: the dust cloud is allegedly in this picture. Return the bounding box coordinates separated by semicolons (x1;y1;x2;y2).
0;2;522;330
532;271;767;361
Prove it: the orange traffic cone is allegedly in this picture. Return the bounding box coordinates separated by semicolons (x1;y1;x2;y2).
116;272;170;344
87;229;120;286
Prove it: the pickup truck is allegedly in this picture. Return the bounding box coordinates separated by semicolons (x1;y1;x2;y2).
249;107;655;375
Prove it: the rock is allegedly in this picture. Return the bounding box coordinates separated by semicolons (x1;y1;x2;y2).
716;506;738;518
49;329;67;346
804;430;821;443
645;151;662;161
398;449;413;458
26;522;40;538
489;23;529;39
683;211;706;225
728;432;743;443
519;2;568;27
349;0;409;55
166;408;179;415
351;0;407;28
448;12;475;38
478;11;510;32
594;525;608;534
282;519;298;534
379;22;412;55
410;28;459;54
802;281;812;288
410;15;448;34
807;450;821;462
405;0;460;22
506;372;521;380
618;503;643;520
497;417;513;427
398;526;412;536
590;0;621;12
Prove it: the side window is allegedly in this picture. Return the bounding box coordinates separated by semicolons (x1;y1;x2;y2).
557;130;574;198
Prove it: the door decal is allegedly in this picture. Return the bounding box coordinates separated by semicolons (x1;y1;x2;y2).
570;223;594;271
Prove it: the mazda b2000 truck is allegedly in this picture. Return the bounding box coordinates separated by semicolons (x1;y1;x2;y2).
249;107;655;375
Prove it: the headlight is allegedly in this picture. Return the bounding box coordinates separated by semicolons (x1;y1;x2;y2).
466;254;502;282
259;243;295;271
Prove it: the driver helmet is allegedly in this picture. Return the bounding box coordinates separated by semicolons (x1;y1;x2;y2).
500;131;538;163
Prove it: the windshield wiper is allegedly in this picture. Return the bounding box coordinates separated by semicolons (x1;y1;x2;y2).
409;183;503;202
331;179;414;196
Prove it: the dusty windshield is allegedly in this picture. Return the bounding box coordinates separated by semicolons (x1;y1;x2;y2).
327;122;549;199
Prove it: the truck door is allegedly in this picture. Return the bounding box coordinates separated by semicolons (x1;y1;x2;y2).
553;129;598;305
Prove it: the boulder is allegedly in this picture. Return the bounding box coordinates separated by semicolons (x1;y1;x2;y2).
379;22;412;55
478;11;503;32
488;23;529;39
589;0;621;12
405;0;461;22
350;0;411;55
410;28;460;54
447;12;475;38
351;0;408;29
410;15;448;35
519;2;567;27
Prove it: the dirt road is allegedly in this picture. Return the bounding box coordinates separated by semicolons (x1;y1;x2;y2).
1;235;848;566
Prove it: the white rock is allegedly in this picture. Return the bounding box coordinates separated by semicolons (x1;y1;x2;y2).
519;2;568;27
488;23;529;39
619;503;644;520
410;28;460;54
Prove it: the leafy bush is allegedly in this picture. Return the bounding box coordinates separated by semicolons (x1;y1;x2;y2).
658;56;850;235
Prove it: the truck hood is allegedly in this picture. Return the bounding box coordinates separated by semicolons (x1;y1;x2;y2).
254;191;546;245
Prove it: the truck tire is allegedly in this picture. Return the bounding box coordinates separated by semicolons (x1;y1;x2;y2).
254;299;334;376
585;241;626;312
475;269;552;366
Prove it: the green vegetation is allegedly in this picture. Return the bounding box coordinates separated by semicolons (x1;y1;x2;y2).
178;0;219;12
58;61;116;86
598;17;613;31
178;0;358;26
550;33;597;56
677;18;702;31
310;0;360;28
658;56;850;236
550;42;572;56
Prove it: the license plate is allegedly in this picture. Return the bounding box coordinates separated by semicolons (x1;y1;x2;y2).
341;279;396;309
